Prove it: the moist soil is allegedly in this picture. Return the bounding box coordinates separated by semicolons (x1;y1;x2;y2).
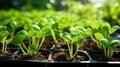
51;51;89;61
0;37;120;62
13;50;49;61
82;38;120;61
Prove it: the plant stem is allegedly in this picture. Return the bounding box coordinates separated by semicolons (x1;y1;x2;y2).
19;44;27;55
51;29;58;45
2;41;5;53
39;34;45;50
73;39;84;57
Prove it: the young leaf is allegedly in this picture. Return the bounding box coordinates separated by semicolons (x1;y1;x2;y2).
28;44;38;55
70;32;80;38
16;30;27;36
64;34;72;42
101;26;109;37
85;28;92;36
40;26;51;36
12;30;28;46
59;32;71;42
28;29;36;37
10;21;17;28
51;23;58;29
104;22;111;29
110;25;119;34
36;31;44;38
31;25;40;31
11;35;25;46
100;38;110;48
94;33;104;41
110;40;120;47
0;31;9;40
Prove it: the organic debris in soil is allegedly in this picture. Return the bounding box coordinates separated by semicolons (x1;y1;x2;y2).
41;38;55;50
0;50;13;59
14;51;49;61
51;51;88;61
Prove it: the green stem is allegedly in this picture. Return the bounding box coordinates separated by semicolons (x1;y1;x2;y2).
103;45;107;58
67;42;73;60
91;36;101;49
36;39;40;49
2;41;5;53
22;43;28;53
73;39;84;58
19;44;27;55
39;34;45;50
107;48;113;59
51;29;58;45
4;43;7;53
32;36;35;45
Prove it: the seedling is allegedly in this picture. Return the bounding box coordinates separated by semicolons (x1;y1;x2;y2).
11;25;46;56
59;26;89;60
100;37;120;59
90;22;120;59
0;25;12;53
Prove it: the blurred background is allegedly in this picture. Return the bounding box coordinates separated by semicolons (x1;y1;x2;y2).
1;0;120;26
0;0;102;10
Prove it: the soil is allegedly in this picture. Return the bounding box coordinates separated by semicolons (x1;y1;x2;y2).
0;35;120;62
51;51;89;61
14;50;50;61
55;39;68;50
81;38;120;61
0;49;17;60
41;37;56;50
88;50;120;61
0;51;12;60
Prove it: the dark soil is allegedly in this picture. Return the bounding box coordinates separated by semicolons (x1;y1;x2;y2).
55;39;67;50
14;50;50;61
41;37;56;50
51;51;89;61
0;49;17;60
0;36;120;62
82;38;120;61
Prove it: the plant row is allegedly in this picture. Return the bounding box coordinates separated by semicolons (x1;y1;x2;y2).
0;9;120;61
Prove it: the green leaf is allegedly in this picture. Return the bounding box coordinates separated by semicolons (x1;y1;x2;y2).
92;29;99;34
51;23;58;29
103;22;111;29
28;44;38;55
28;30;36;37
85;28;92;36
36;31;44;38
10;21;17;28
16;30;29;40
11;35;25;46
110;25;119;34
100;38;110;48
5;38;12;45
74;36;82;43
0;31;9;41
31;25;40;31
101;26;109;37
40;26;51;36
110;40;119;47
90;21;103;29
94;33;104;40
65;34;72;42
69;27;77;32
70;32;80;38
16;30;27;36
28;44;38;52
59;32;71;42
0;25;7;30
